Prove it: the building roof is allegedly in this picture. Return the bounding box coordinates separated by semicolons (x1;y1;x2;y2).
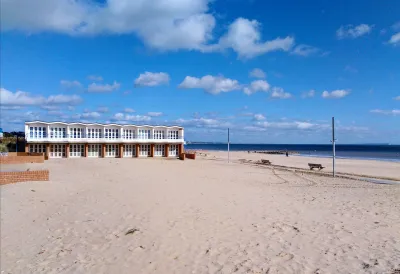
25;121;183;129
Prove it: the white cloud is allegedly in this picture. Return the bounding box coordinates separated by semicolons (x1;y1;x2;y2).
134;72;170;87
392;21;400;31
41;105;60;111
213;18;295;59
302;90;315;98
0;87;82;105
147;112;163;117
124;108;135;113
255;120;325;131
87;75;103;81
60;80;82;88
178;75;241;95
388;32;400;45
46;94;82;104
97;107;109;113
253;114;266;121
82;112;101;119
394;96;400;101
270;87;292;99
336;24;373;39
243;80;270;95
291;44;321;56
0;106;22;110
112;113;151;122
249;68;266;79
2;1;303;59
322;89;350;99
1;0;216;51
370;109;400;115
176;117;230;128
344;65;358;73
87;81;120;92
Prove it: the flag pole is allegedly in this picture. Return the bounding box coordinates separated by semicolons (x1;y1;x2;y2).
332;117;336;177
228;128;230;163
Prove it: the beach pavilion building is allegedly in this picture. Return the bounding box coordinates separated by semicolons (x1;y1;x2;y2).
24;121;184;159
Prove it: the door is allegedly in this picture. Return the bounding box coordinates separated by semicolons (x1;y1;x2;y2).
169;145;179;157
88;144;101;157
154;144;165;157
106;144;118;157
70;144;84;157
124;144;134;157
50;144;65;158
139;144;150;157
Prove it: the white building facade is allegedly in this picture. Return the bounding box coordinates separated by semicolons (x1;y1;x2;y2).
25;121;184;159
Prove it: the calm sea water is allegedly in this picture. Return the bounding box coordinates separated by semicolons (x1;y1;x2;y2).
185;144;400;162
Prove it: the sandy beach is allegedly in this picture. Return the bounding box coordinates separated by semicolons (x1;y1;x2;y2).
1;155;400;274
204;150;400;180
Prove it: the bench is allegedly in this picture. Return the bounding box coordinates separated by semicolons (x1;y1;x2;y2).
308;163;325;170
260;159;271;165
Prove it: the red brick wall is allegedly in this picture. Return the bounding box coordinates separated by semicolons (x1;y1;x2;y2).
0;155;44;164
0;170;49;185
185;153;196;160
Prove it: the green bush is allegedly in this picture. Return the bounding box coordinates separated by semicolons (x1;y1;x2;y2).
0;143;8;153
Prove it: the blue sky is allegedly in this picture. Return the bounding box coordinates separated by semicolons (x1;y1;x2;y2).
1;0;399;143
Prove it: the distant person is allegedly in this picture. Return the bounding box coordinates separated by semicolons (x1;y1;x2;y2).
286;150;289;157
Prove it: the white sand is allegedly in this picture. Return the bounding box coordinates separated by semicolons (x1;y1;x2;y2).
1;157;400;273
206;151;400;180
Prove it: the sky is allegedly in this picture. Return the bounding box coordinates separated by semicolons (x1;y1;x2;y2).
0;0;399;144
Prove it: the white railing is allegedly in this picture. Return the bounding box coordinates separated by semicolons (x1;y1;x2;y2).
25;135;184;143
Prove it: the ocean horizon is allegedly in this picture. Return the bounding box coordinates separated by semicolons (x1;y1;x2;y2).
185;144;400;162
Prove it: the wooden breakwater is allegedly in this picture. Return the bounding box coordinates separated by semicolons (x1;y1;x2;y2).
249;150;299;155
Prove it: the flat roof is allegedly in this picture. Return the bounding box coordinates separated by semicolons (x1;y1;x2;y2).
25;121;183;129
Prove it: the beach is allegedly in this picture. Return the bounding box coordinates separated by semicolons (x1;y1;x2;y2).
1;155;400;273
205;150;400;180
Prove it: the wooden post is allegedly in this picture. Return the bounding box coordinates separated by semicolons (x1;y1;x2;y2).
150;144;155;157
66;144;70;158
25;143;29;153
102;144;106;158
84;144;88;157
135;144;139;158
165;144;169;157
178;143;183;155
45;143;50;160
119;144;124;158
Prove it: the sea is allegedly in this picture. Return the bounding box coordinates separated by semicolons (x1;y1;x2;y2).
185;144;400;162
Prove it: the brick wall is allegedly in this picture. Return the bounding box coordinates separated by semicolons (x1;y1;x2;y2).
0;170;49;185
0;154;44;164
185;153;196;160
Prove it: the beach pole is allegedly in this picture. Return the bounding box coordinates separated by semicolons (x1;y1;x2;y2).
228;128;230;163
332;117;336;177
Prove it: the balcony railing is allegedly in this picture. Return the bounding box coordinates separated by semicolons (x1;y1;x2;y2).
25;133;184;142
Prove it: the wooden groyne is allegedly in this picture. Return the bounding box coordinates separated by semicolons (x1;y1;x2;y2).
249;150;299;155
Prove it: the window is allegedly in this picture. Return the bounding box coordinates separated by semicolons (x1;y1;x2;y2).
168;130;178;139
30;127;33;138
29;144;46;153
43;127;47;137
154;130;165;140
